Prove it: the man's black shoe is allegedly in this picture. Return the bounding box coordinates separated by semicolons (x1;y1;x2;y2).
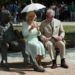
51;60;57;69
61;58;68;69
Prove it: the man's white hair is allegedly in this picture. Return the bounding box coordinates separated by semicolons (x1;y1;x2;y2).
46;9;55;17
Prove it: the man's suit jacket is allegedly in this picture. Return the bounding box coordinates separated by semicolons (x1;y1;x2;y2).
40;18;65;39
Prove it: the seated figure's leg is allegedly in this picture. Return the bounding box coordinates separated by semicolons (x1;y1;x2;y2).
55;41;68;68
45;41;57;69
19;41;30;64
28;48;45;72
32;41;45;65
24;42;45;72
11;40;30;64
1;42;9;63
45;41;55;60
55;41;65;59
0;42;9;70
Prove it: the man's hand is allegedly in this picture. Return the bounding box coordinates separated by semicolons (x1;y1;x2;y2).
41;36;51;42
53;36;63;41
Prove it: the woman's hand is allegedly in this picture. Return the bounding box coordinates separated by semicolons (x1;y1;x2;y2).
29;25;34;31
29;24;39;31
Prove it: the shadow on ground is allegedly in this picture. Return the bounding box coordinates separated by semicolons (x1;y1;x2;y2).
0;62;52;71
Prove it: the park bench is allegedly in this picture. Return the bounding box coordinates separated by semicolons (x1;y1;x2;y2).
0;24;61;65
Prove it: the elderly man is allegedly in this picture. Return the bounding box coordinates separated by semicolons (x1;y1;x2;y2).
40;9;68;69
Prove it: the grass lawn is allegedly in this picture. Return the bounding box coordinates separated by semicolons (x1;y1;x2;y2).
64;25;75;33
14;24;75;32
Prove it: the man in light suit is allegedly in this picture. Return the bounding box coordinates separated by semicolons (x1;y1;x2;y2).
40;9;68;69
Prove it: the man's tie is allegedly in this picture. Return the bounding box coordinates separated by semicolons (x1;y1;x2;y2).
50;22;53;35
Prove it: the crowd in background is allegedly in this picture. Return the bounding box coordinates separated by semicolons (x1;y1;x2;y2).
50;1;75;21
0;0;26;23
0;0;75;23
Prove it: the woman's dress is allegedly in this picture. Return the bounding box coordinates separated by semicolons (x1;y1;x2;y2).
22;22;45;58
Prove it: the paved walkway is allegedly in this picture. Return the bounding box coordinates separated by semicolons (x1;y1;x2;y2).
0;48;75;75
0;63;75;75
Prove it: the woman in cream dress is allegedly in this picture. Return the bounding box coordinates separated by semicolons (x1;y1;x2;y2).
22;11;45;64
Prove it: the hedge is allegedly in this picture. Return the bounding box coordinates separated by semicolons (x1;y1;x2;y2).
65;32;75;48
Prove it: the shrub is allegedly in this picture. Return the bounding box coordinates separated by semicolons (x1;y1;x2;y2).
65;32;75;48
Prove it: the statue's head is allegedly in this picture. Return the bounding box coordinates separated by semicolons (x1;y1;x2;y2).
0;10;11;25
